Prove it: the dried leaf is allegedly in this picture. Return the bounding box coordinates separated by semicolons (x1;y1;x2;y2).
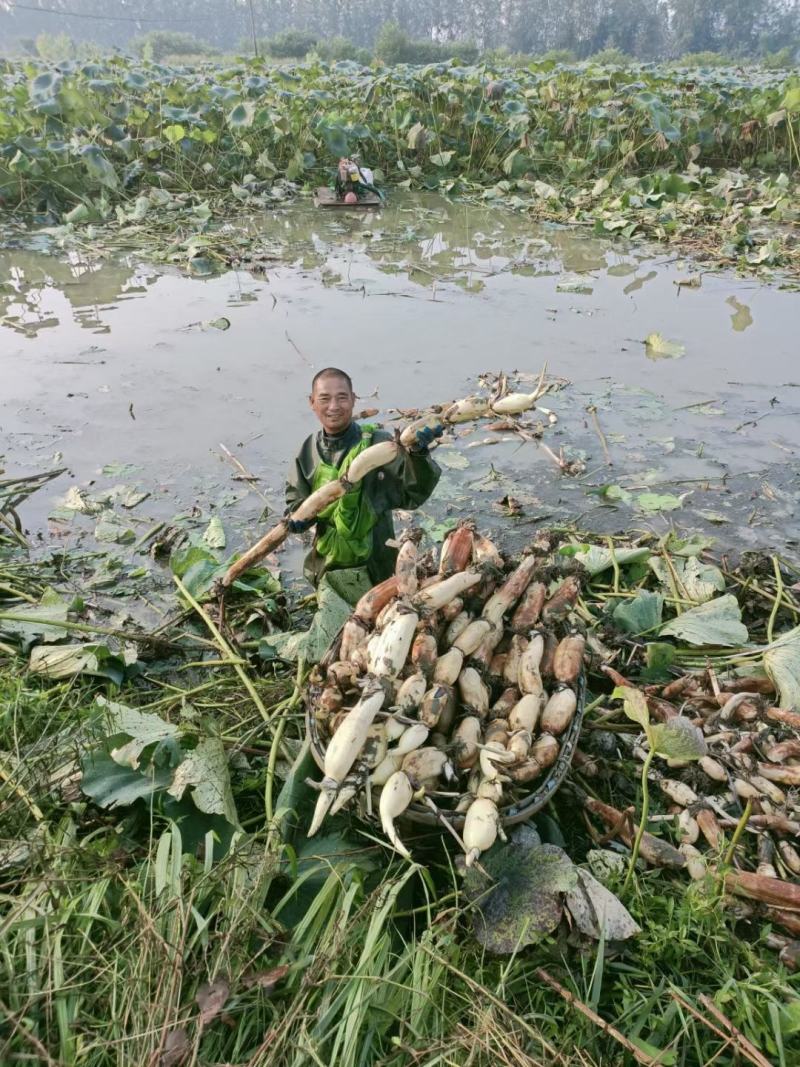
161;1027;190;1067
613;685;650;730
764;625;800;711
242;964;290;992
196;978;230;1025
565;868;641;940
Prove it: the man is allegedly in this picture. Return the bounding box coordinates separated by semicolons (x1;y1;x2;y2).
285;368;441;587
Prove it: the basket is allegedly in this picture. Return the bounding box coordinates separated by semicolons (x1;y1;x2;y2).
304;624;586;832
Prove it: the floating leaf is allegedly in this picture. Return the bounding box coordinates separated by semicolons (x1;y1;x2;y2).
429;150;454;167
636;492;684;514
92;484;149;510
650;716;707;760
57;485;102;515
727;296;753;332
202;516;226;549
596;484;633;506
102;462;140;478
94;513;136;544
436;449;469;470
464;829;577;954
644;332;685;359
565;868;641;940
661;595;748;647
557;276;593;294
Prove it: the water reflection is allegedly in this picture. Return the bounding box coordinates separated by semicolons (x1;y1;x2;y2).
0;193;797;561
0;253;156;337
1;194;647;337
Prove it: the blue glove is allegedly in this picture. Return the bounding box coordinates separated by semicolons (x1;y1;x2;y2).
287;516;315;534
409;422;445;453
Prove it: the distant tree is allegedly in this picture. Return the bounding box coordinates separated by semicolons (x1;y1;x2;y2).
35;32;75;61
130;31;218;61
266;28;318;58
314;36;371;63
670;0;718;54
374;21;408;64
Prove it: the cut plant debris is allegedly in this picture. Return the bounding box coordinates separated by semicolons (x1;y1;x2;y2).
2;461;800;1066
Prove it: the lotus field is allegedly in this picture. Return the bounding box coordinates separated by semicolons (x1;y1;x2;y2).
1;55;799;271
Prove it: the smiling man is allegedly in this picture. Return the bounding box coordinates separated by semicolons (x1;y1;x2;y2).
285;367;442;587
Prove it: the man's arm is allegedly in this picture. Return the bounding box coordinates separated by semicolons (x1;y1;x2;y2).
285;440;313;515
379;440;441;510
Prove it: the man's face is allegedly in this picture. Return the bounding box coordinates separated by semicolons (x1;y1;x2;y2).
309;374;355;435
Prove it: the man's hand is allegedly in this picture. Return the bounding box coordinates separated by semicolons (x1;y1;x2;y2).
287;516;315;534
407;422;445;454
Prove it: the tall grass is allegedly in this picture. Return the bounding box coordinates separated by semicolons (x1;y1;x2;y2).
2;649;798;1066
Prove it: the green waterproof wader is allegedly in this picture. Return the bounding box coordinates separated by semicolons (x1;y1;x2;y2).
286;421;441;588
311;424;379;570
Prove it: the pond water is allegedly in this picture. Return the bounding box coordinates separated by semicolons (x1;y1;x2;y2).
1;193;798;577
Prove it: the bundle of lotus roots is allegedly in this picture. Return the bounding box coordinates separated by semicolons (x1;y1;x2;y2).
304;525;586;867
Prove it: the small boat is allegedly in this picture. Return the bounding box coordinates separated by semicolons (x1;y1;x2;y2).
314;187;382;208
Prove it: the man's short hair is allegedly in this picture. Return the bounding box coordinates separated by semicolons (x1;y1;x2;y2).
311;367;353;394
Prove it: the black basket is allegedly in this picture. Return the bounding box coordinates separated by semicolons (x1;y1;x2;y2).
305;630;586;831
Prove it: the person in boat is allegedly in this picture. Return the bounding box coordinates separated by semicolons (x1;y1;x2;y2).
285;367;441;587
334;157;383;201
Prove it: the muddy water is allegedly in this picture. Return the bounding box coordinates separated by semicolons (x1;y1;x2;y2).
1;193;798;577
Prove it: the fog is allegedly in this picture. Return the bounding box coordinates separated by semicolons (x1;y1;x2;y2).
1;0;798;63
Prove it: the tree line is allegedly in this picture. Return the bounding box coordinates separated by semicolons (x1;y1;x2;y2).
1;0;798;62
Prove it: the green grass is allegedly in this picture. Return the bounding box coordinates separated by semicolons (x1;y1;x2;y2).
2;664;798;1066
2;512;800;1065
